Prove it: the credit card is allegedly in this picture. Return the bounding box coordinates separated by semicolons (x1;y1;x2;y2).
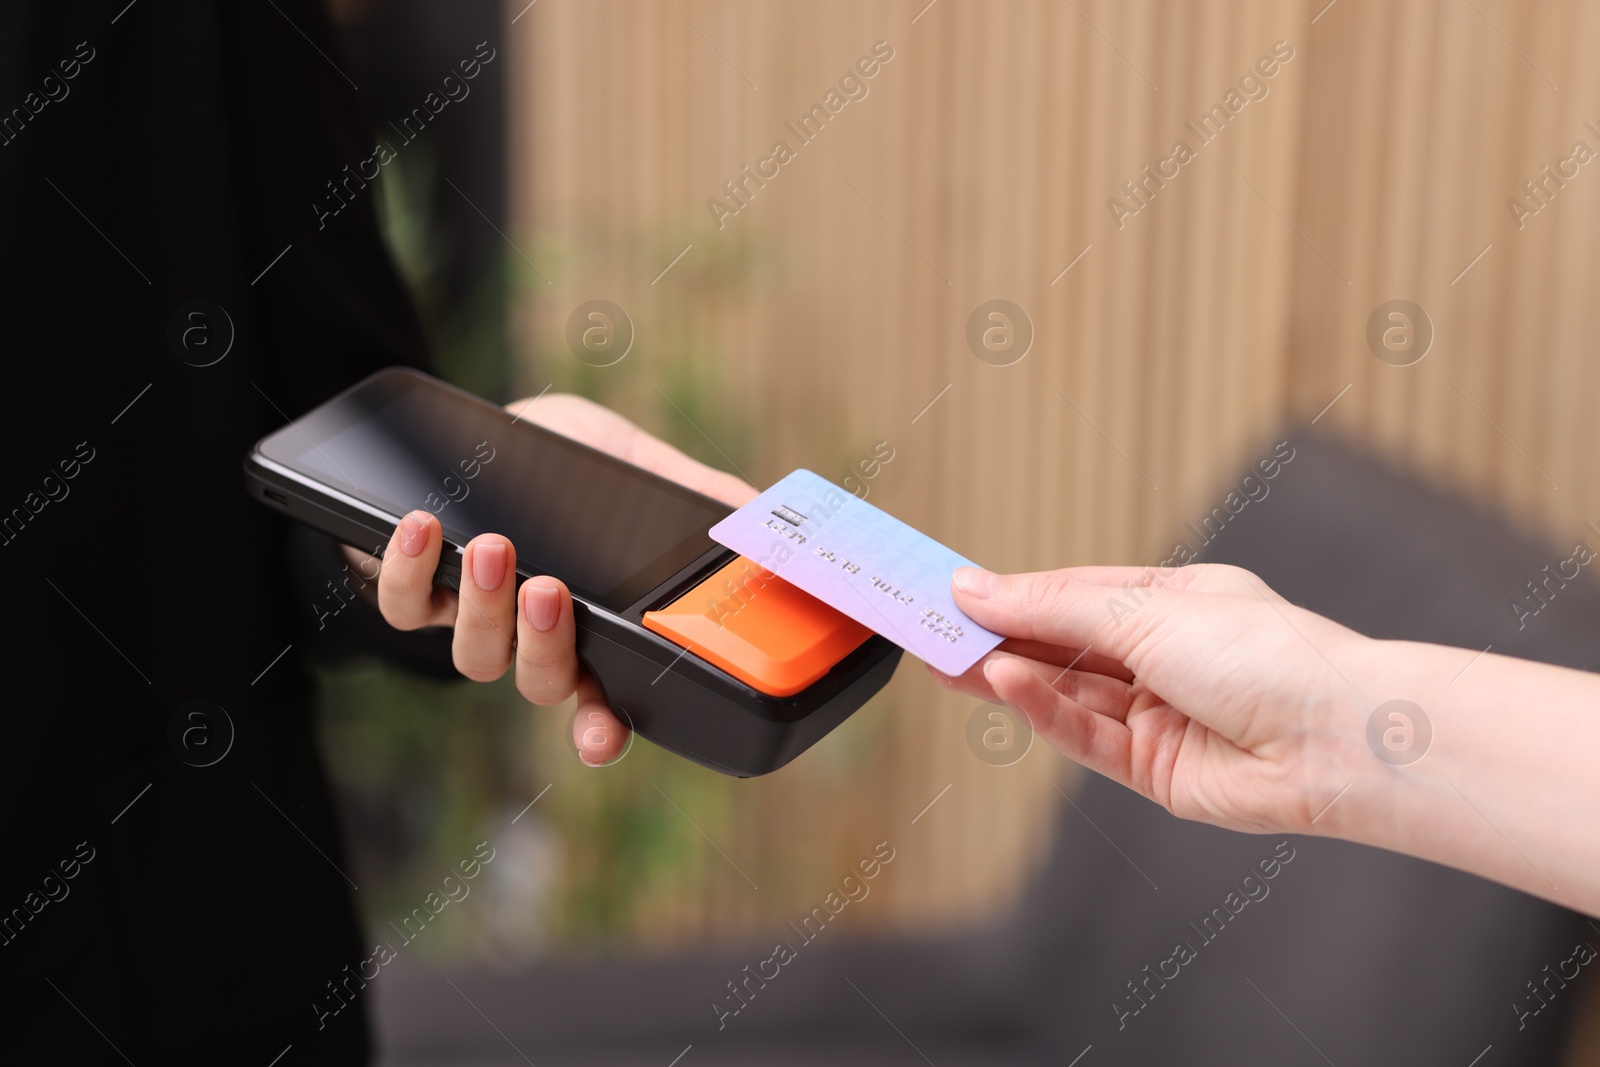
708;469;1002;676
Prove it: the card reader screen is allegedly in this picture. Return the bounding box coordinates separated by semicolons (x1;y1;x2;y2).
271;373;731;610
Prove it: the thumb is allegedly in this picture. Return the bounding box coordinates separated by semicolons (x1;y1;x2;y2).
952;566;1183;662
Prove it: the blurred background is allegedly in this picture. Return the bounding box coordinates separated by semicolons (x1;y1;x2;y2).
315;0;1600;1062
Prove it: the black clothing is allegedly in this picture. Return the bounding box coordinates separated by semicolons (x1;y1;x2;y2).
1;2;433;1061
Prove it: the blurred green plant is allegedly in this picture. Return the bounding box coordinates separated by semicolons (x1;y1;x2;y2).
513;218;778;943
316;663;522;931
374;144;507;399
317;156;806;952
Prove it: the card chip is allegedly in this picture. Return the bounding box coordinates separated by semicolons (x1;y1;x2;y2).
771;504;806;527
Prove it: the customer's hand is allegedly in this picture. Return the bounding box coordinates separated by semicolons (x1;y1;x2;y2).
363;393;754;766
936;564;1373;835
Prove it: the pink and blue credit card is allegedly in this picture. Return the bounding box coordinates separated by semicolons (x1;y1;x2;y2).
708;469;1003;676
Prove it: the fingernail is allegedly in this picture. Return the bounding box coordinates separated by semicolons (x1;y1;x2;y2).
523;577;560;632
472;541;507;591
579;742;607;768
953;567;997;599
398;513;427;557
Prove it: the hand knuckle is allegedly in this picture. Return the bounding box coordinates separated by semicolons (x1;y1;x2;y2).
454;628;512;679
514;674;545;704
1022;571;1070;616
1183;562;1256;592
457;655;507;683
378;594;419;631
379;567;425;606
514;643;556;687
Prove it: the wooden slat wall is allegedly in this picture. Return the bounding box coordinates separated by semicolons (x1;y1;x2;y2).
505;0;1597;942
1287;0;1600;543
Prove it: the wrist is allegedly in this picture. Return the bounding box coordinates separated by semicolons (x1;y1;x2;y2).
1295;635;1435;847
1300;636;1600;913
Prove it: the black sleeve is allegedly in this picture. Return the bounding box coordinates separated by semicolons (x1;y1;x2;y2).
0;2;477;1059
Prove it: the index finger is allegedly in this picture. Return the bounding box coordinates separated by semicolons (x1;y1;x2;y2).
952;566;1186;663
994;638;1137;683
